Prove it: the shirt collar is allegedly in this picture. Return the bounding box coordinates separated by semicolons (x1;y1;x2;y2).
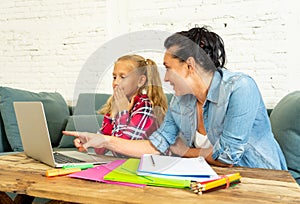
206;69;222;104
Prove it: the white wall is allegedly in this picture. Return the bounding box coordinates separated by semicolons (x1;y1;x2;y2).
0;0;299;108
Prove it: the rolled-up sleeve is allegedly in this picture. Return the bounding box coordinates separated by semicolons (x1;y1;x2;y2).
212;76;260;164
149;108;179;154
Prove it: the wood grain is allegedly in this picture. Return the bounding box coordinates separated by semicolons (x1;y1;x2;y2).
0;153;299;204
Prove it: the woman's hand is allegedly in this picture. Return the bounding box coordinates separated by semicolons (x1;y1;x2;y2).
170;136;214;159
170;137;190;157
62;131;108;152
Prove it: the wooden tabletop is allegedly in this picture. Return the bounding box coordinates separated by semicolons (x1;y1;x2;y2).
0;152;299;204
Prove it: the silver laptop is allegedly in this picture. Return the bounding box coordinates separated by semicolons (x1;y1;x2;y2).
13;101;113;168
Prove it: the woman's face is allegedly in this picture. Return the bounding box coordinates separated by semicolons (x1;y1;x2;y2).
163;50;192;96
112;60;141;99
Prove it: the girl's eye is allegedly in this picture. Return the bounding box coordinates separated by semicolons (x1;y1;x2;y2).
113;76;116;80
121;75;126;79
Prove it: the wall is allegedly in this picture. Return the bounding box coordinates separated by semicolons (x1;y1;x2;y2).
0;0;299;108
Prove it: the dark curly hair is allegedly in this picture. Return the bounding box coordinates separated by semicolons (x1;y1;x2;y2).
164;26;226;71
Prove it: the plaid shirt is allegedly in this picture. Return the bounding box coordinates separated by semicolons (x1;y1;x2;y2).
95;94;158;156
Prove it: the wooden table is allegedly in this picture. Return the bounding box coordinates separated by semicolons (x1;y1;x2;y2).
0;153;299;204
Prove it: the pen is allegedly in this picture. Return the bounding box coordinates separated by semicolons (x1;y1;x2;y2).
45;168;81;177
150;155;155;167
62;164;94;170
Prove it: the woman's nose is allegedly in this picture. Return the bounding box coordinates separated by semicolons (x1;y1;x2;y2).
164;73;169;82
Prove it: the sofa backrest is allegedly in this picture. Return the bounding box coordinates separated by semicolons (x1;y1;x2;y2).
0;87;70;152
72;93;111;115
72;93;174;116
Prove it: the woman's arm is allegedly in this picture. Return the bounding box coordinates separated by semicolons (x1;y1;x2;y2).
170;137;232;167
212;76;261;165
63;131;160;158
105;136;160;157
183;148;232;167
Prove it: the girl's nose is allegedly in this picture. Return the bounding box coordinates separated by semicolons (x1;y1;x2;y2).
113;77;120;88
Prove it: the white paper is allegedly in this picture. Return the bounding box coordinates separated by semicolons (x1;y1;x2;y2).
137;154;218;180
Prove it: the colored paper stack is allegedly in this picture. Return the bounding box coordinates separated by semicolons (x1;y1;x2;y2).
66;154;242;194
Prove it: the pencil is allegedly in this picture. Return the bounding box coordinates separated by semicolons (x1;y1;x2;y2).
202;173;241;191
150;155;155;167
190;173;241;194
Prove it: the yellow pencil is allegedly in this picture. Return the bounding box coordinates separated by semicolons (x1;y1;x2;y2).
202;173;241;191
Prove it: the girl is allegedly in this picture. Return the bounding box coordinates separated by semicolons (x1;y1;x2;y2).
93;54;168;156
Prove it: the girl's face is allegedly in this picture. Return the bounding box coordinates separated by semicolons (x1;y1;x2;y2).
112;60;144;99
163;50;192;96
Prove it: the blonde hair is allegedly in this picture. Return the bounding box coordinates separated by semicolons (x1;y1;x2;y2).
98;54;168;124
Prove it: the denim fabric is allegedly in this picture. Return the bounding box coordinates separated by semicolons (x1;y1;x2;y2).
150;69;287;170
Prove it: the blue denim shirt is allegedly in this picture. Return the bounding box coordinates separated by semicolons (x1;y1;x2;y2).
149;69;287;170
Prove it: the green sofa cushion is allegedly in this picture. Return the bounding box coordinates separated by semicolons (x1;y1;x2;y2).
270;91;300;185
0;111;12;152
58;114;104;148
0;87;69;151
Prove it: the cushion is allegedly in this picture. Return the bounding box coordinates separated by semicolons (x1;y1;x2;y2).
0;87;70;151
270;91;300;185
0;112;12;152
58;114;104;148
165;93;173;105
73;93;111;115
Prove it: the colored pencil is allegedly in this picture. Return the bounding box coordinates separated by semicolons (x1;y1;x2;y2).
190;173;241;194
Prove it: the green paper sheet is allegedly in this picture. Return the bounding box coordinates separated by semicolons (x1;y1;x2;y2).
103;158;190;188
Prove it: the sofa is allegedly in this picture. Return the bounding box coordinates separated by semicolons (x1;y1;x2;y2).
0;86;173;154
270;91;300;185
0;86;118;154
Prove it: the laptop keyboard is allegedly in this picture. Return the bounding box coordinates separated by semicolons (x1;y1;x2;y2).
53;152;85;164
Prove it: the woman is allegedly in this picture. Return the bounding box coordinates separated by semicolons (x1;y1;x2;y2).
64;27;287;170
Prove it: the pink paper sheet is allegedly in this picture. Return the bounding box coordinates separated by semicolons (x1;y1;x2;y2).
68;159;146;188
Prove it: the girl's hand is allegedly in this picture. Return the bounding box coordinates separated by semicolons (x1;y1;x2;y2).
113;87;130;113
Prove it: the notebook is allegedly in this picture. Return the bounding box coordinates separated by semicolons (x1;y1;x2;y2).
13;101;114;168
137;154;219;181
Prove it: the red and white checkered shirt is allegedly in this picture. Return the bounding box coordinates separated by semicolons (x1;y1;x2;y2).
94;94;158;156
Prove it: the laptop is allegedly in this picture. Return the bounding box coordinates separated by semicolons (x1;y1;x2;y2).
13;101;114;168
